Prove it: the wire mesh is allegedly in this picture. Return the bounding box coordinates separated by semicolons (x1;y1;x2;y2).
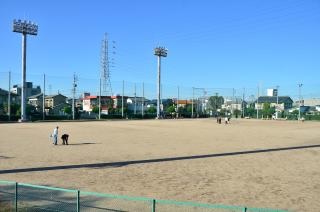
0;181;289;212
155;199;244;212
80;191;151;212
17;184;77;212
0;181;15;212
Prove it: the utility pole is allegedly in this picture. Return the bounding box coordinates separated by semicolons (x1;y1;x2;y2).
8;71;11;121
154;47;168;119
215;92;218;116
99;78;101;120
298;83;303;120
72;73;77;120
43;74;45;120
122;80;124;118
232;88;235;117
192;87;194;118
177;86;180;118
142;82;144;117
134;83;137;115
276;85;279;119
13;19;38;121
242;88;245;118
256;84;260;119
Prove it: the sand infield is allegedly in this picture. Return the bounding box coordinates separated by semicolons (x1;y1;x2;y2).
0;119;319;211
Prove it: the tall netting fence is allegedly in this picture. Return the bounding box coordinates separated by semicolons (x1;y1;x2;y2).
0;71;319;121
0;180;288;212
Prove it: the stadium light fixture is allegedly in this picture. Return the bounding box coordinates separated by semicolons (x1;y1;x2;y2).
13;19;38;121
154;47;168;119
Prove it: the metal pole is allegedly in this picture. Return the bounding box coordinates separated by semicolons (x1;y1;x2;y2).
177;86;179;118
298;83;303;120
8;71;11;121
242;88;245;118
157;56;161;119
72;74;76;120
256;85;259;119
152;199;156;212
134;83;137;115
99;78;101;120
232;88;235;116
15;182;18;212
192;87;194;118
142;82;144;117
21;33;27;121
77;190;80;212
276;86;279;119
43;74;45;120
122;80;124;118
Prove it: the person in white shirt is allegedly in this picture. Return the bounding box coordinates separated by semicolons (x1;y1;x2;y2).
52;126;59;145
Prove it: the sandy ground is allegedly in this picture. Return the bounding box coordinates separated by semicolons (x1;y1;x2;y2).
0;119;319;211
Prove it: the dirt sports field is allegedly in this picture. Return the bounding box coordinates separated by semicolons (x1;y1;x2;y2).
0;119;319;211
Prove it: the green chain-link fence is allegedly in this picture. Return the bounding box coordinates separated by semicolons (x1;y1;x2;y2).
0;180;288;212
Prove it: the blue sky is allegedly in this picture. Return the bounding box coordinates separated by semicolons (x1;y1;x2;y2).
0;0;319;100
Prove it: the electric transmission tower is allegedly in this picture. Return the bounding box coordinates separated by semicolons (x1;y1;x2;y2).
100;33;113;96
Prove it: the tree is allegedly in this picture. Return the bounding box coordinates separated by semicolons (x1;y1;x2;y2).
207;96;224;113
64;106;72;115
233;109;241;118
166;105;176;114
262;103;275;118
91;106;100;114
245;107;256;118
147;106;156;114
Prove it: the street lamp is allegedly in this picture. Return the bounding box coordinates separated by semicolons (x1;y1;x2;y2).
154;47;167;119
298;83;303;120
13;19;38;121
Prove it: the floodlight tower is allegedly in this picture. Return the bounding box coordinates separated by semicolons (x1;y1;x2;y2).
13;19;38;121
154;47;167;119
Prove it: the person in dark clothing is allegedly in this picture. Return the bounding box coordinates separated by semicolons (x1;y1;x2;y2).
61;134;69;145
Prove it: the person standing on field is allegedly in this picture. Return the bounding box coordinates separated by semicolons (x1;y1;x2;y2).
52;126;59;145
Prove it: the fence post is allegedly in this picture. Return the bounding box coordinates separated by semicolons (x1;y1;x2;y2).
242;207;247;212
77;190;80;212
15;182;18;212
152;199;156;212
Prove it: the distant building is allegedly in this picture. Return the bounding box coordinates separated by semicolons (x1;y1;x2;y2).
255;96;293;111
28;93;44;112
45;94;68;108
302;98;320;107
11;82;41;98
28;93;68;114
173;99;192;108
0;88;20;105
267;88;278;97
82;95;114;114
223;98;247;112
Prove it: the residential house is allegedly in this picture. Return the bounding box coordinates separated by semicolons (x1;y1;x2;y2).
28;93;44;112
28;93;68;115
82;95;113;114
111;95;129;108
0;88;20;106
223;98;247;112
255;96;293;111
45;94;68;108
